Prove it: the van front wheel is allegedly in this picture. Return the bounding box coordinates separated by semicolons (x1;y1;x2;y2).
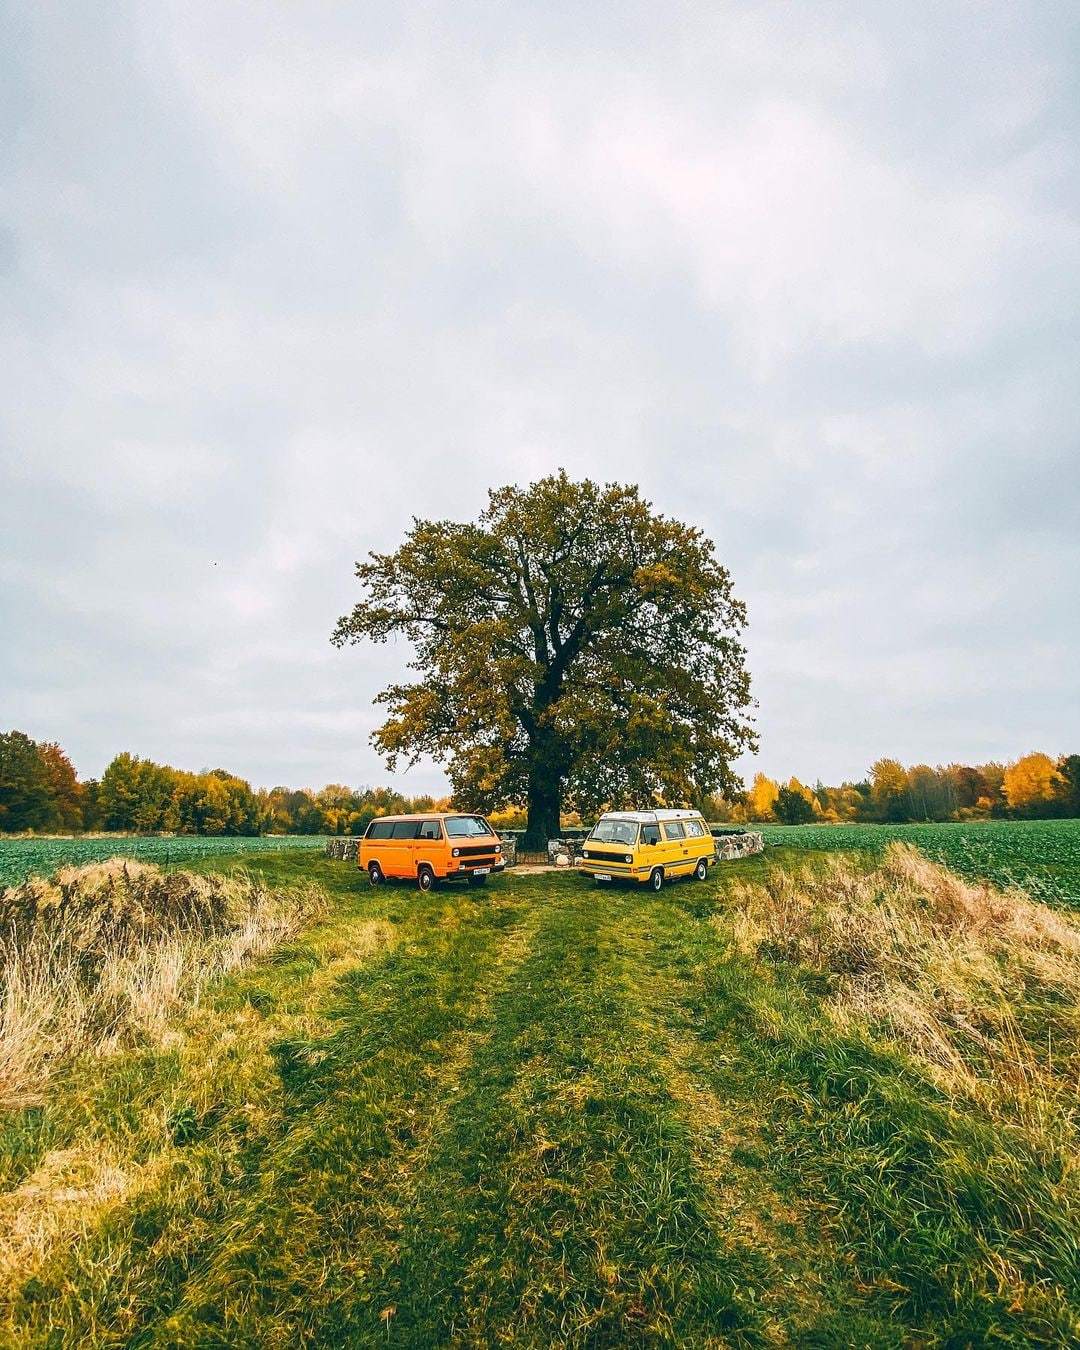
417;865;436;893
649;867;664;893
694;858;708;882
368;863;384;887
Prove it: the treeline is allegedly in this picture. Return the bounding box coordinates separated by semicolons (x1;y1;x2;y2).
720;752;1080;825
3;730;1079;836
0;731;448;836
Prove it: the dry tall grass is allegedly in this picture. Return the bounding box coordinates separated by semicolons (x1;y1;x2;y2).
0;1146;133;1295
0;860;325;1108
729;844;1080;1126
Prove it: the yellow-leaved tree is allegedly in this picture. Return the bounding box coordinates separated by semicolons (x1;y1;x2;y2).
747;773;780;820
1002;753;1063;813
787;777;821;812
871;758;909;821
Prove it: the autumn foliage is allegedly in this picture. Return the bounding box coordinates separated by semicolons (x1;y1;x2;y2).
719;753;1080;824
0;732;448;837
4;728;1079;835
1002;753;1065;812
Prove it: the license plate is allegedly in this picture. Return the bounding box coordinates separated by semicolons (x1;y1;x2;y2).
595;873;612;881
472;867;490;876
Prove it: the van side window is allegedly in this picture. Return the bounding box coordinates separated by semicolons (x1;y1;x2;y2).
642;824;661;844
684;820;705;838
391;821;420;839
418;820;441;840
663;822;686;840
367;820;394;839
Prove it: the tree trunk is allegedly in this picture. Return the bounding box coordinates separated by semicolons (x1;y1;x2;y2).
523;759;561;851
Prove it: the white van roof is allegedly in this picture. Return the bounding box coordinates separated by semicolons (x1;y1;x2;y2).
597;809;702;823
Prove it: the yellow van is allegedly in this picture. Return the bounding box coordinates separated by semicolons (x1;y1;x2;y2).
579;810;716;891
358;813;505;891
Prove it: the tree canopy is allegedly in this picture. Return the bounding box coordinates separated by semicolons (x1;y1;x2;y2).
0;731;81;832
1003;753;1064;813
333;471;757;845
774;783;815;825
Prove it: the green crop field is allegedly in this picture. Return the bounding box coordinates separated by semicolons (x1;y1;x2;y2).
0;834;327;888
760;817;1080;908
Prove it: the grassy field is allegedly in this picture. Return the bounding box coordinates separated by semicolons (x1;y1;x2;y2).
5;819;1078;903
1;845;1077;1346
760;817;1080;908
0;834;327;889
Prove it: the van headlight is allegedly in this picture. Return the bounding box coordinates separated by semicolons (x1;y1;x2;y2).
452;847;460;857
625;854;633;864
494;843;501;853
582;849;590;859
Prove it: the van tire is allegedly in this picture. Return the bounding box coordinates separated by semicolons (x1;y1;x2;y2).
694;858;708;882
649;867;664;893
468;874;487;886
368;862;384;886
417;865;436;893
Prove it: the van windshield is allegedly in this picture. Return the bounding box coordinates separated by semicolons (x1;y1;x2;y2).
588;819;639;846
444;815;493;837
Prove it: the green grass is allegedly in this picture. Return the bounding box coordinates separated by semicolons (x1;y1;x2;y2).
760;818;1080;908
1;848;1077;1345
0;834;326;888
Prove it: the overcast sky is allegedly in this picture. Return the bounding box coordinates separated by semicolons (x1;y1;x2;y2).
2;2;1078;796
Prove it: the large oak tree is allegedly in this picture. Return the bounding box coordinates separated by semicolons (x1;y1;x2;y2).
333;472;756;847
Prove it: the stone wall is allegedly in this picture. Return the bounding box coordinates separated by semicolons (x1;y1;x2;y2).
547;837;586;866
325;837;359;861
713;831;764;861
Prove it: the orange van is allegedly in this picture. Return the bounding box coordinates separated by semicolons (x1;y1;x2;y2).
358;812;506;891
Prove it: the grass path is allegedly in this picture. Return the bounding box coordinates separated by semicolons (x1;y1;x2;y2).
1;851;1077;1345
611;891;878;1345
158;883;541;1344
348;882;770;1344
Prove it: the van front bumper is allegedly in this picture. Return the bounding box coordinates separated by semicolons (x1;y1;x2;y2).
579;860;647;883
449;859;506;877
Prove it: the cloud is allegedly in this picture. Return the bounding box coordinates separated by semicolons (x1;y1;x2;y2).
1;1;1078;793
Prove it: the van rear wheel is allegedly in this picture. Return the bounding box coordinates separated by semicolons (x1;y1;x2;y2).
368;862;384;886
649;867;664;893
694;858;708;882
417;865;436;893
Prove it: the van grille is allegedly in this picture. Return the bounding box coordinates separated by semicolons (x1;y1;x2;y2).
456;844;498;857
583;848;629;863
